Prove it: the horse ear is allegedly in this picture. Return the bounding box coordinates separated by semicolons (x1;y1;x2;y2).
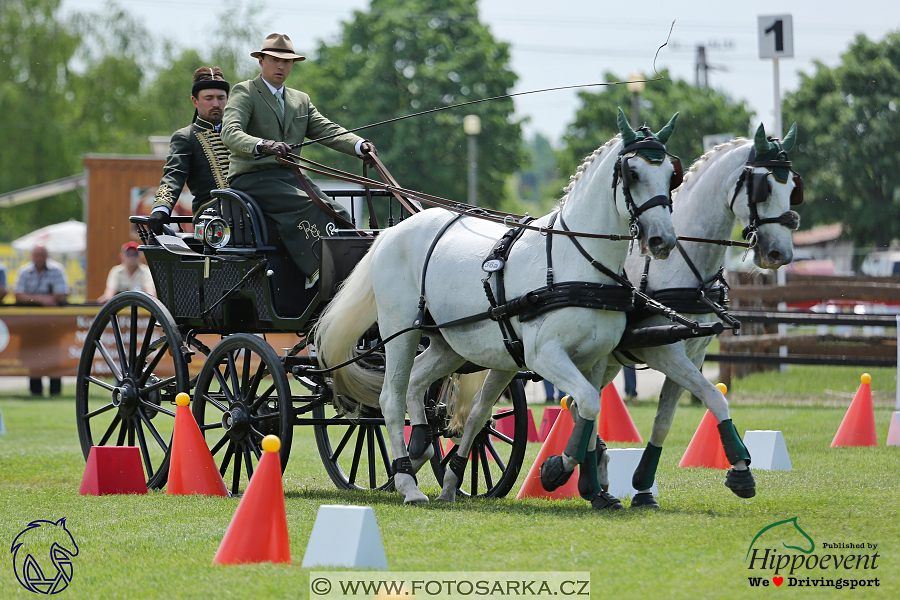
754;122;770;155
655;112;679;144
782;122;798;153
618;107;637;147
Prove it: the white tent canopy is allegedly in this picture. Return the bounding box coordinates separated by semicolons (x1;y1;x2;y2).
11;220;87;255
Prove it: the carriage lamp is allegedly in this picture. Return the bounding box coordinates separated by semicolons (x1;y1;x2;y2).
195;208;231;249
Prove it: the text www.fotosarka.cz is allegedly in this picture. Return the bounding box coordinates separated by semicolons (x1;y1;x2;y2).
309;571;591;599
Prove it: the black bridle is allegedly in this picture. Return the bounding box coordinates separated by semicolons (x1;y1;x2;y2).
612;133;683;238
729;141;802;245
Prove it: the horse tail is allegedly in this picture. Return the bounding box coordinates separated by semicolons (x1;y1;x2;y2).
447;371;489;435
312;236;385;410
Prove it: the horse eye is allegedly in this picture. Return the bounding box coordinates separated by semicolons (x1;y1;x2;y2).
629;169;639;181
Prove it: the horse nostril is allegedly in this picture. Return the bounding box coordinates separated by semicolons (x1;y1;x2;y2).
767;250;783;265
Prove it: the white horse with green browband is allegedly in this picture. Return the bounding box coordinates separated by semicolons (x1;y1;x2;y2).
314;109;680;507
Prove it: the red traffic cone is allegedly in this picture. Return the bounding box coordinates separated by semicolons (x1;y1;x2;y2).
831;373;877;447
79;446;147;495
168;393;229;497
493;407;538;442
537;406;562;442
679;409;730;470
213;435;290;565
598;383;642;443
516;399;579;500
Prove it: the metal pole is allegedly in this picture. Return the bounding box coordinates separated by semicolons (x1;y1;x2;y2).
773;57;782;136
631;93;640;128
467;133;478;206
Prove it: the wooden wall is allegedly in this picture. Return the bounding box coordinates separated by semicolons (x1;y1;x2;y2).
83;155;164;300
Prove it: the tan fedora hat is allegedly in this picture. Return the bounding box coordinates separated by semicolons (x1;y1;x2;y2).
250;33;306;62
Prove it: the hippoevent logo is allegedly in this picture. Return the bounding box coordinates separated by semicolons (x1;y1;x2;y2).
10;518;79;594
745;517;880;590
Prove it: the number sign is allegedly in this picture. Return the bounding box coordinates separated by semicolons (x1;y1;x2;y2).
758;14;793;59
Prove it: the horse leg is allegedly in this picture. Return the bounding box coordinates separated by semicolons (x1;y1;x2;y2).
379;329;429;504
405;334;466;472
641;344;754;498
436;369;516;502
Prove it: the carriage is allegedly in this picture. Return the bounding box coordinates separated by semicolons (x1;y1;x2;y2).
74;178;532;498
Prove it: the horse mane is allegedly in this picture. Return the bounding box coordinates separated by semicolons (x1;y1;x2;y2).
558;134;622;207
679;137;750;188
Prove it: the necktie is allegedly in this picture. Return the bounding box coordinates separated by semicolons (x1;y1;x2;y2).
275;91;285;118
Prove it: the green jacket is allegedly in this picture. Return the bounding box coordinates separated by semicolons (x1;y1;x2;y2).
152;117;229;216
222;75;363;183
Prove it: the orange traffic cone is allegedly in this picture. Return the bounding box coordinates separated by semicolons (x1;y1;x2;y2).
493;407;538;442
516;400;579;500
537;406;562;442
168;393;229;497
679;410;730;470
831;373;877;447
212;435;290;565
598;383;642;443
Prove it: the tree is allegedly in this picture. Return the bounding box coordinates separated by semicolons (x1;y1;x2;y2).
295;0;522;209
560;70;753;180
784;32;900;249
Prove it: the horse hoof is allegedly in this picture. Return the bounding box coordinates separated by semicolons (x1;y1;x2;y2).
403;491;429;505
590;490;623;510
540;455;574;492
725;467;756;498
630;492;659;509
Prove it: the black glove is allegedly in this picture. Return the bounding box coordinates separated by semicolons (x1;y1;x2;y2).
258;140;291;158
148;211;169;235
359;141;378;164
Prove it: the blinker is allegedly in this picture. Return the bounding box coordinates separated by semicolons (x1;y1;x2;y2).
751;172;770;203
670;156;683;191
790;173;803;205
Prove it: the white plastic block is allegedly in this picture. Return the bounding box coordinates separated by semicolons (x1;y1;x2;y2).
743;430;792;471
301;505;388;569
886;412;900;446
605;448;658;498
0;405;6;434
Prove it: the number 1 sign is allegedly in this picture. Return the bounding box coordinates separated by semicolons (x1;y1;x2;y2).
758;14;794;59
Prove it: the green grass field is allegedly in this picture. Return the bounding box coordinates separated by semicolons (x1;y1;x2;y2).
1;366;898;599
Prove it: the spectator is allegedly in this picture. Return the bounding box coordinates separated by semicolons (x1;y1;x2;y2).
542;379;564;404
97;242;156;303
15;244;69;396
0;261;7;301
623;366;637;403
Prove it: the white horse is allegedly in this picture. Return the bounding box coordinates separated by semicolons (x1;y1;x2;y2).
447;122;801;507
314;109;680;506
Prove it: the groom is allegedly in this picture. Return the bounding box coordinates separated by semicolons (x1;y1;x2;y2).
222;33;378;288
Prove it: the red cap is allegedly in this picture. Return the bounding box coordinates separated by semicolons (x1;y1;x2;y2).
122;241;139;252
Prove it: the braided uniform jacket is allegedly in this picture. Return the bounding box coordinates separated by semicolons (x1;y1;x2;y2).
152;117;230;217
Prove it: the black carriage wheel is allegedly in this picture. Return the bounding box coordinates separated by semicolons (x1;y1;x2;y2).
430;378;528;498
313;402;396;492
75;291;190;490
192;333;292;496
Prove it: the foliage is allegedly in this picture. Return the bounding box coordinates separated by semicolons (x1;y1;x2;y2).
560;70;754;179
784;32;900;249
296;0;522;209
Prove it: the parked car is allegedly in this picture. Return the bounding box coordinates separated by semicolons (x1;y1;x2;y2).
859;250;900;277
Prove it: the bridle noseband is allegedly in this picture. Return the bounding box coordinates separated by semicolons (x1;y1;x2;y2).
729;141;802;244
612;132;682;238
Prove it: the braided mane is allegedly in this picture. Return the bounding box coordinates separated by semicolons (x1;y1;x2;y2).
558;134;621;207
679;137;749;188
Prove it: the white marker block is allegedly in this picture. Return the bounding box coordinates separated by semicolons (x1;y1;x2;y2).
301;505;388;570
605;448;658;498
887;412;900;446
743;430;792;471
0;406;6;434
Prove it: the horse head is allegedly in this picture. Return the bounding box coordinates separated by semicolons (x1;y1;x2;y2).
732;122;801;269
615;107;679;259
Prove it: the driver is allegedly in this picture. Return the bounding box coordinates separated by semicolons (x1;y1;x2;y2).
149;67;231;234
221;33;378;289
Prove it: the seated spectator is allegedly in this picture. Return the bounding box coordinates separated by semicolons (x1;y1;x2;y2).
15;244;69;396
98;242;156;303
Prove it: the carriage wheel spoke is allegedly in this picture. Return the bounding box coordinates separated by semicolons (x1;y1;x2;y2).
373;426;392;480
485;438;506;471
138;340;169;387
127;419;136;446
243;446;254;481
135;315;157;378
138;410;169;453
220;442;234;475
210;433;230;457
98;414;122;446
140;375;178;396
470;447;480;496
128;305;138;374
330;424;357;461
226;351;242;401
111;314;130;377
83;401;115;420
486;425;514;446
240;350;252;397
212;365;236;405
246;360;266;400
348;427;366;486
116;419;128;446
138;399;175;418
367;427;377;489
480;445;493;491
133;417;154;478
231;444;243;494
440;444;458;468
95;339;123;382
86;376;116;393
247;384;275;414
201;392;229;414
